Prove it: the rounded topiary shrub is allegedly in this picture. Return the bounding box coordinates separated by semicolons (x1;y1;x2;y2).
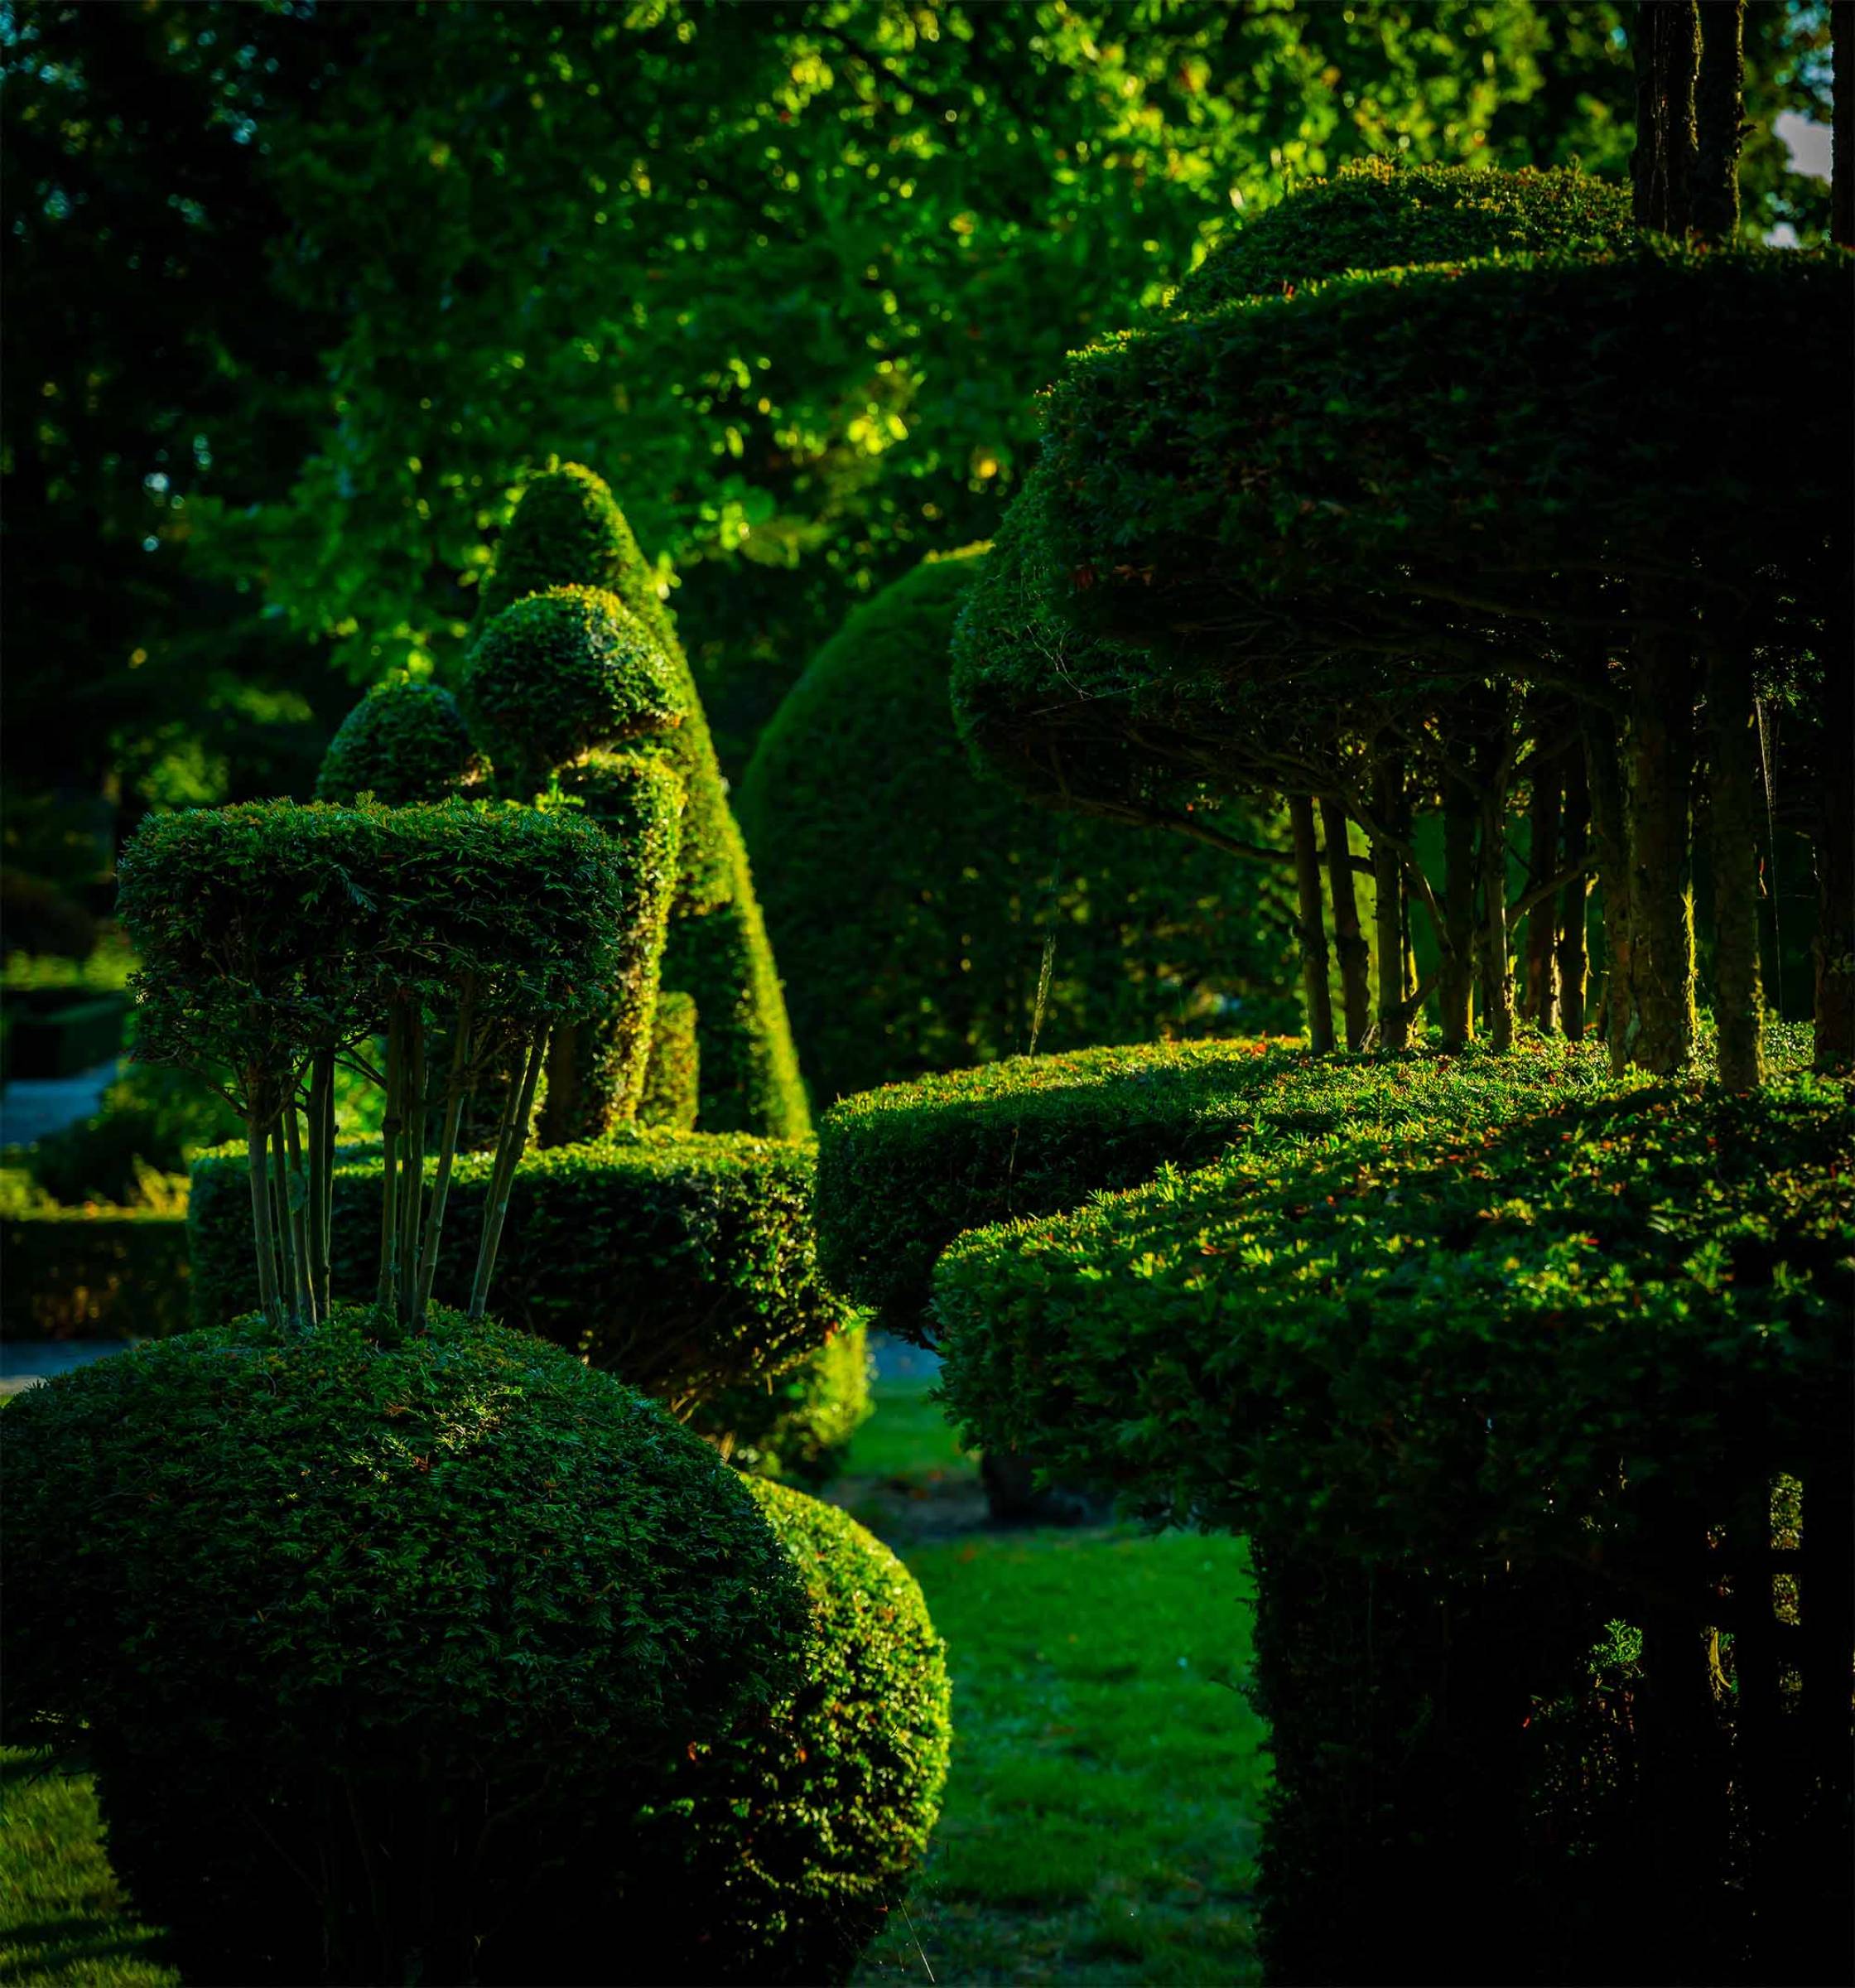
502;1475;950;1987
466;585;684;791
315;678;489;804
739;548;1298;1103
1;1304;810;1986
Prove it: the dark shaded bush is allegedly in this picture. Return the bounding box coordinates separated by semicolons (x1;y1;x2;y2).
742;549;1297;1103
0;870;98;960
2;1304;811;1986
932;1040;1853;1985
315;678;489;804
637;989;700;1132
0;1205;190;1339
696;1318;872;1486
190;1130;847;1415
815;1035;1306;1333
504;1476;950;1986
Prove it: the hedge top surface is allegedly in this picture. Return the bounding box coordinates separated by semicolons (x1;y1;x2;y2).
119;799;636;1087
2;1303;811;1765
932;1037;1852;1556
466;585;685;787
316;679;489;806
1168;158;1635;317
1037;244;1853;668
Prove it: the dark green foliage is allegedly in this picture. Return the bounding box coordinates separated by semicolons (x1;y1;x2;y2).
540;754;685;1143
189;1132;847;1415
0;872;98;960
815;1035;1303;1334
0;1207;190;1339
0;994;127;1078
695;1319;873;1487
660;815;813;1140
638;989;701;1132
315;678;488;805
1;1303;811;1985
510;1477;950;1986
465;586;684;794
1167;158;1636;317
932;1041;1853;1983
25;1062;241;1207
742;549;1297;1103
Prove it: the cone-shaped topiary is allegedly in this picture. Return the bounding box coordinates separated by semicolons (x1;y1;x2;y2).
2;1303;812;1986
316;678;489;805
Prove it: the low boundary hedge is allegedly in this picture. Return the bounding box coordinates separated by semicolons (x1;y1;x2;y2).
191;1132;846;1412
0;1207;190;1340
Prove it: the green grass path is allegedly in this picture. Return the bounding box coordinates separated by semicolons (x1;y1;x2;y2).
0;1373;1267;1985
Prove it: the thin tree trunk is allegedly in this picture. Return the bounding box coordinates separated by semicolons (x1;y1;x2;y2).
397;1004;427;1325
1440;780;1477;1047
469;1029;548;1319
284;1098;317;1326
417;977;478;1329
1628;617;1698;1074
1632;2;1701;233
1706;634;1765;1088
1692;0;1745;244
247;1117;283;1328
1321;799;1371;1050
377;1006;403;1312
1558;752;1592;1039
1479;769;1515;1054
1524;755;1562;1031
1289;794;1335;1054
306;1054;332;1319
271;1113;306;1329
1584;707;1634;1072
1833;0;1853;247
1812;647;1855;1069
1371;746;1409;1050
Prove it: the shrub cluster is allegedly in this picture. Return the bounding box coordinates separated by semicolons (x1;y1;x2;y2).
742;548;1297;1104
315;679;488;805
190;1129;849;1416
694;1318;873;1487
2;1305;812;1985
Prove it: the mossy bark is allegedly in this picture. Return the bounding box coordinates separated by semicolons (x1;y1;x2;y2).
1704;635;1765;1090
1692;0;1745;244
1289;794;1334;1054
1626;623;1697;1074
1321;799;1371;1051
1439;780;1477;1048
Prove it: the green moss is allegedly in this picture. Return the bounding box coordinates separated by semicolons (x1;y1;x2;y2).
743;550;1296;1105
315;679;488;805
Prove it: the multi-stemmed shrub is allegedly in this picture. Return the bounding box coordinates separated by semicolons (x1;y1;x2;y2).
740;547;1297;1104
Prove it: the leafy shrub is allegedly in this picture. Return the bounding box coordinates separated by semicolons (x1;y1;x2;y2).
0;1204;190;1339
540;753;685;1142
815;1035;1307;1332
2;1304;812;1986
315;678;489;804
931;1040;1853;1983
504;1476;951;1986
638;989;700;1132
741;548;1297;1104
466;586;684;793
190;1130;848;1414
696;1318;873;1486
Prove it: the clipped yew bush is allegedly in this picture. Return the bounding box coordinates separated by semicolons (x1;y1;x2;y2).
500;1475;950;1987
741;548;1296;1103
316;679;489;804
2;1304;811;1986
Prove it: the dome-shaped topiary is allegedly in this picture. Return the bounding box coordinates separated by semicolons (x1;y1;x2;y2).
2;1304;812;1986
740;548;1298;1103
503;1475;950;1986
466;586;684;794
314;678;489;805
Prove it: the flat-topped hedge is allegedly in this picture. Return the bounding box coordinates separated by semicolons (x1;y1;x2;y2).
191;1129;847;1414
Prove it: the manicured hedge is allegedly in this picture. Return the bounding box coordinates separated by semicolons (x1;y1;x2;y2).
696;1318;873;1487
316;679;488;805
742;548;1295;1104
638;989;701;1132
814;1035;1308;1332
190;1130;847;1412
503;1477;950;1986
932;1037;1853;1984
0;1206;190;1340
3;1305;810;1986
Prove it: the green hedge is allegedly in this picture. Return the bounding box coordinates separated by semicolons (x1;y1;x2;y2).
696;1318;873;1487
741;548;1296;1105
504;1477;950;1986
638;990;700;1132
0;1207;190;1340
814;1035;1311;1332
316;679;488;805
1;994;126;1078
190;1131;846;1413
932;1038;1853;1982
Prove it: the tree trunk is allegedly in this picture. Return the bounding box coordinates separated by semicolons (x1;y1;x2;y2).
1289;794;1335;1054
1691;0;1745;244
1627;620;1698;1074
1440;780;1477;1048
1479;767;1515;1054
1833;0;1853;248
1322;799;1371;1050
1558;752;1592;1039
1524;755;1562;1031
1705;635;1765;1089
1371;746;1410;1051
1813;653;1855;1069
1632;2;1701;234
1584;708;1634;1072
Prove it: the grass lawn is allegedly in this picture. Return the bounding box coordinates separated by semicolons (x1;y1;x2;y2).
0;1369;1266;1986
